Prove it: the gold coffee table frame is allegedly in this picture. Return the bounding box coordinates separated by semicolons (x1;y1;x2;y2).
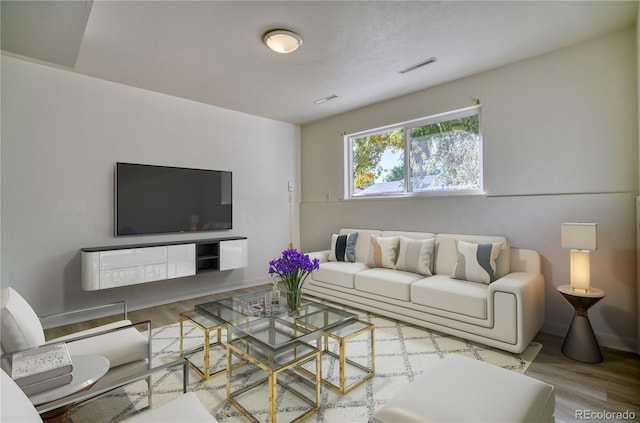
195;291;372;422
227;337;321;423
298;320;375;394
179;310;227;380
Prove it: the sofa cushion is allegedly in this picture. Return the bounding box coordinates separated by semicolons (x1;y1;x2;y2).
339;228;382;263
395;237;435;276
451;240;503;284
1;287;46;353
435;234;510;277
313;261;369;289
355;268;422;301
329;232;358;262
411;275;488;319
366;235;400;269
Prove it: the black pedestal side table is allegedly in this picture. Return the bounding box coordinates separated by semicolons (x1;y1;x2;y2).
557;284;605;363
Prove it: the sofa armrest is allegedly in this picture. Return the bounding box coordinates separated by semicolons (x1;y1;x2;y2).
490;272;546;345
307;250;330;263
490;272;542;294
510;248;541;274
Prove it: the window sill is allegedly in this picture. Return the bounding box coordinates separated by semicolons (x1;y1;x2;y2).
347;189;487;200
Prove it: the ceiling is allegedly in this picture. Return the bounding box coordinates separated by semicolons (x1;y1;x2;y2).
1;1;637;125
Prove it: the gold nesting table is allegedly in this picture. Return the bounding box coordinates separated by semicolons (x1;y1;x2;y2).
193;290;373;423
303;319;375;394
227;336;321;423
179;309;227;380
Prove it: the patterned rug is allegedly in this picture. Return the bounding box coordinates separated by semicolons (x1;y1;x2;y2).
70;304;542;422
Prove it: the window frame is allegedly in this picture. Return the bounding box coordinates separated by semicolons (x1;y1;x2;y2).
345;105;484;199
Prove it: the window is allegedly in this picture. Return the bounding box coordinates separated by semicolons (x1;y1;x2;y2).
347;105;482;198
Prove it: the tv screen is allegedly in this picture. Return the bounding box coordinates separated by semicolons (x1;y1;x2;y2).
115;163;232;236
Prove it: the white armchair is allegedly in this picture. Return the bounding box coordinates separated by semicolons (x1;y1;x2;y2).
0;287;151;390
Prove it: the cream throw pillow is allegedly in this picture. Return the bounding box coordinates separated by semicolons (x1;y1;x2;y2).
395;236;435;276
451;240;503;284
367;235;400;269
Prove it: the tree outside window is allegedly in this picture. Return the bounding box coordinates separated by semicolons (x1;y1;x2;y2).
349;106;482;198
351;128;404;195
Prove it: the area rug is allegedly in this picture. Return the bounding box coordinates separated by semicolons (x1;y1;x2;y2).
70;304;542;423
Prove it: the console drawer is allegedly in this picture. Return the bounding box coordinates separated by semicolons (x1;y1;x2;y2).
99;246;167;271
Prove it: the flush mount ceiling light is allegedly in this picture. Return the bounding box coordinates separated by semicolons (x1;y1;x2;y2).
263;29;303;54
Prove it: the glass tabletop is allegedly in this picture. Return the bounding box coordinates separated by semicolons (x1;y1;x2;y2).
195;290;357;352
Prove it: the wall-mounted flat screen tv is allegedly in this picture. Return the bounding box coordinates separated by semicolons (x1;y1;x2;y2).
115;162;232;236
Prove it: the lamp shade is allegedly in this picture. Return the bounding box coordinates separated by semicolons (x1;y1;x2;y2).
562;222;597;293
561;223;597;250
569;250;591;292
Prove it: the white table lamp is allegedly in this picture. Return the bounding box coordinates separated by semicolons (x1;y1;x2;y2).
561;223;597;293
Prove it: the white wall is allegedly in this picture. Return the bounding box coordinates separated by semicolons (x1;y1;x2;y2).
300;26;638;351
1;55;300;315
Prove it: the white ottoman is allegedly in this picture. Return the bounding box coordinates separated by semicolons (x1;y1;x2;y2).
373;354;555;423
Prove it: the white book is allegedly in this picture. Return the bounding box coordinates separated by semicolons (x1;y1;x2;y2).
21;372;73;396
11;343;73;387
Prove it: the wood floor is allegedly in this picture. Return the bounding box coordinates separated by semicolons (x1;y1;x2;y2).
526;332;639;422
46;284;640;423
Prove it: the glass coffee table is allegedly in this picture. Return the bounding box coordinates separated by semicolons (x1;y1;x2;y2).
195;290;358;422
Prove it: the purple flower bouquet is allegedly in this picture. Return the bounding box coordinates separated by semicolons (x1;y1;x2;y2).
268;249;320;315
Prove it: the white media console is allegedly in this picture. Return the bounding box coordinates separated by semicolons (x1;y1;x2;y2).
81;237;248;290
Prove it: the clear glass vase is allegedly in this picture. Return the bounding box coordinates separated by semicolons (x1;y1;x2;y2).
286;289;302;317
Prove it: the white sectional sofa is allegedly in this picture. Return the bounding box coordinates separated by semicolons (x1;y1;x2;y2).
303;228;545;353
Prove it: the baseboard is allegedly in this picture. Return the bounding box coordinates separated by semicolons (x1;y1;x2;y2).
542;322;637;353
